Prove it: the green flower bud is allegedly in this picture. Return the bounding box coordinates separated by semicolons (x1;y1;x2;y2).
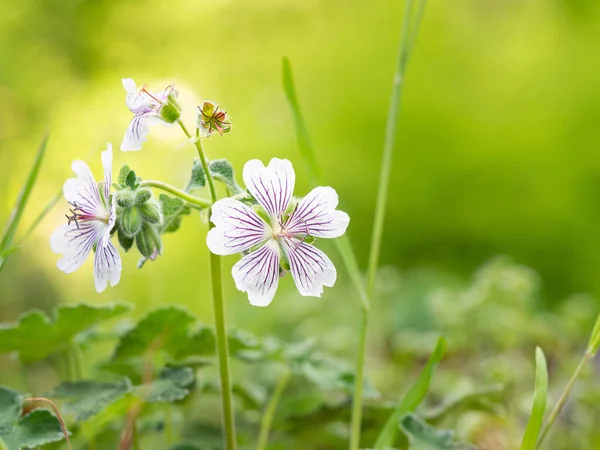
136;223;162;259
116;189;135;208
135;188;152;204
118;230;134;252
159;89;181;124
139;201;162;224
119;206;142;238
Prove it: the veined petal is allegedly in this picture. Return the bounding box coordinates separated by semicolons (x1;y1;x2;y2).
63;160;103;214
101;144;113;204
232;240;280;307
282;238;337;297
51;223;104;274
94;235;122;293
121;113;162;151
243;158;295;218
284;186;349;239
123;78;154;115
207;198;270;255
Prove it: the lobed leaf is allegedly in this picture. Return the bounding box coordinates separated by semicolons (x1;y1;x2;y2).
141;366;195;403
0;303;131;363
208;159;244;195
400;413;473;450
520;347;548;450
48;378;132;421
186;159;207;192
159;194;192;234
374;336;446;448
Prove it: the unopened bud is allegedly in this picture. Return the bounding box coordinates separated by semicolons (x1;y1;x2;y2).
159;87;181;124
135;189;152;204
139;201;162;224
135;223;162;259
116;190;135;208
119;206;142;238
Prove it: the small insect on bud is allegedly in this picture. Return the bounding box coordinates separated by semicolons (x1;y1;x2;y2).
197;101;231;137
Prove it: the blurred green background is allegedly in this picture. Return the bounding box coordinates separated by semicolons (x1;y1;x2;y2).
2;0;600;448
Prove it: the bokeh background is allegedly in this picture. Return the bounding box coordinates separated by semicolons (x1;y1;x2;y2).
1;0;600;448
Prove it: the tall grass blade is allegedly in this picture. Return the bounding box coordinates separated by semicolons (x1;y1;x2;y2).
0;134;49;273
521;347;548;450
373;336;446;448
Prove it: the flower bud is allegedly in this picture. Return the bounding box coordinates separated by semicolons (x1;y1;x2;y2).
119;206;143;238
197;101;231;137
135;223;162;259
159;87;181;124
116;189;135;208
138;201;162;224
135;188;152;204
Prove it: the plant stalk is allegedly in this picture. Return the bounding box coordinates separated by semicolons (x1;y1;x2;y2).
179;120;237;449
139;180;211;209
536;352;591;448
257;367;291;450
350;1;422;448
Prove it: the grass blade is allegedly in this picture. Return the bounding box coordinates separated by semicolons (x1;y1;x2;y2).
520;347;548;450
0;134;49;273
373;336;446;448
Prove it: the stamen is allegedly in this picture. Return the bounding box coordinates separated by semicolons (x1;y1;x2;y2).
140;86;163;105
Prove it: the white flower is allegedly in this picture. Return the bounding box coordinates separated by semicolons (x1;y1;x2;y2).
120;78;177;152
207;158;350;306
50;144;122;293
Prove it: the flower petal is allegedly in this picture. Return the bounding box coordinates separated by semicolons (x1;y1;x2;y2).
123;78;154;115
101;143;113;204
284;186;350;239
232;240;280;307
121;113;162;151
243;158;295;218
63;160;103;214
94;235;122;293
51;223;104;274
207;198;270;255
282;238;337;297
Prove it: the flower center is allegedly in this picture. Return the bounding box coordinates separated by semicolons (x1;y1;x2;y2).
65;202;109;229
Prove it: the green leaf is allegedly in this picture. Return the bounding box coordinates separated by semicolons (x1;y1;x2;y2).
48;378;132;421
125;169;138;189
586;311;600;356
374;336;446;448
111;306;211;362
185;159;206;192
141;366;195;403
0;387;66;450
0;303;131;363
169;444;201;450
422;384;506;422
0;134;49;274
520;347;548;450
400;414;473;450
117;165;132;186
208;159;244;195
159;194;191;234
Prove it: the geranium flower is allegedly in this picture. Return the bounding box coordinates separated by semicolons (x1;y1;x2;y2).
207;158;349;306
50;144;122;292
120;78;179;151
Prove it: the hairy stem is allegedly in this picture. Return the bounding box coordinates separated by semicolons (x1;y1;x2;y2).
257;368;291;450
179;120;237;450
350;1;423;449
537;352;591;448
139;180;211;209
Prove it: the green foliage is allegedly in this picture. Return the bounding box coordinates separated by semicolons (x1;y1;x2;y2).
586;311;600;356
159;194;191;234
520;347;548;450
400;414;472;450
208;159;244;195
374;337;446;448
49;378;132;421
0;387;66;450
186;159;206;192
0;134;49;274
141;366;195;403
0;303;131;363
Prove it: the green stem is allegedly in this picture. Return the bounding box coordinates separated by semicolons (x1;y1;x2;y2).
350;1;421;449
139;180;211;209
178;120;237;450
69;340;85;379
536;352;591;448
165;403;174;445
257;368;291;450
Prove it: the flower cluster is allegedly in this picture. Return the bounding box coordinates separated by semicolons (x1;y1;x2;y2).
51;77;349;305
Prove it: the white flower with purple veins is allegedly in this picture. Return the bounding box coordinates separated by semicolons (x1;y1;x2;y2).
121;78;178;152
207;158;350;306
50;144;122;292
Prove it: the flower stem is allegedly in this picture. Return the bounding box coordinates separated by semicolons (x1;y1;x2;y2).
350;1;424;449
139;180;211;209
178;120;237;450
536;351;591;448
257;367;291;450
